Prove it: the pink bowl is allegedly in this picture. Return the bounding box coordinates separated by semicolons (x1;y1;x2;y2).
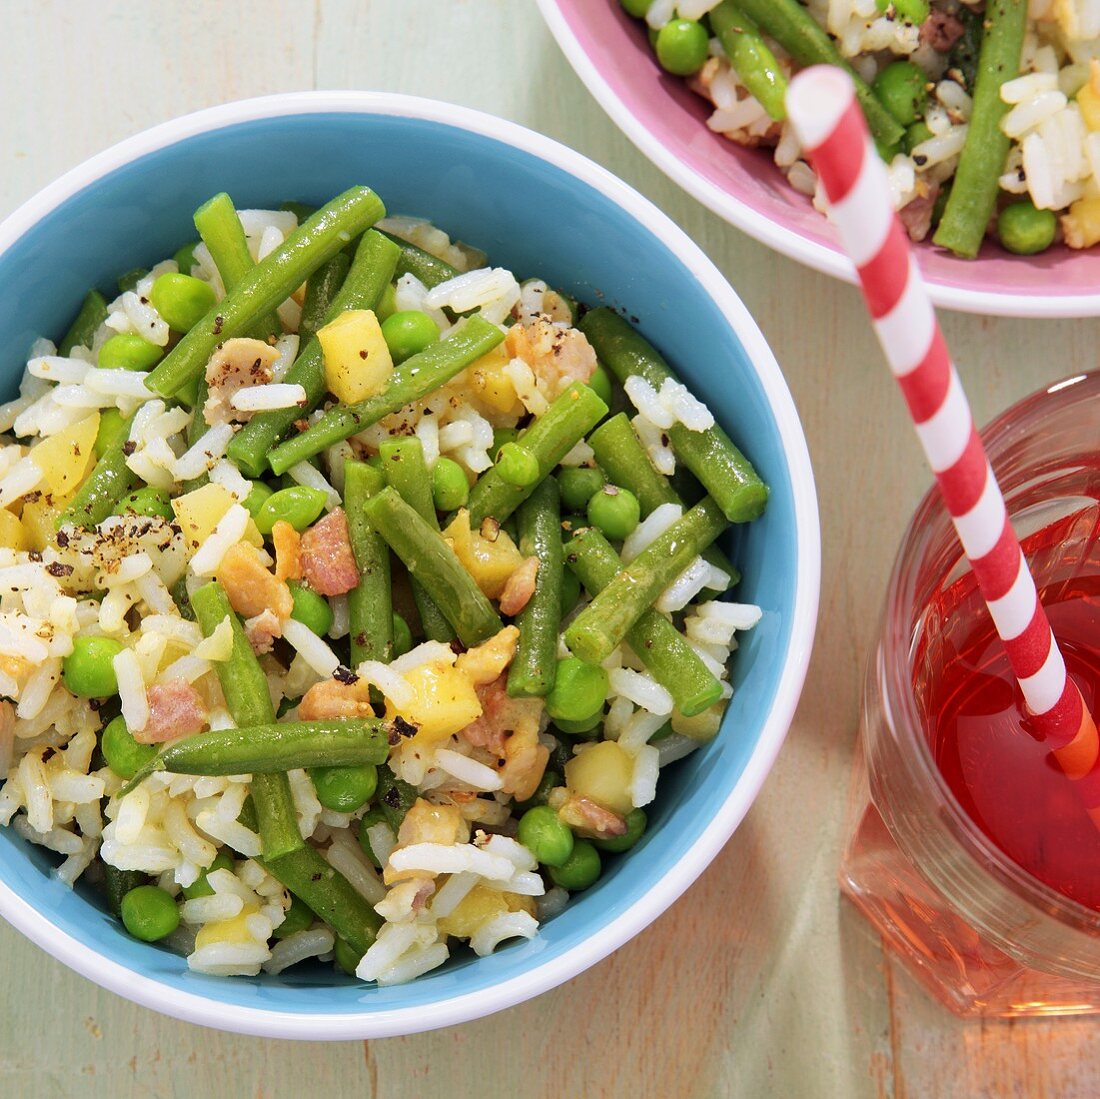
538;0;1100;318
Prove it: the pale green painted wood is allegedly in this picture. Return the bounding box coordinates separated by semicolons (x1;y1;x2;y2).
0;2;1095;1096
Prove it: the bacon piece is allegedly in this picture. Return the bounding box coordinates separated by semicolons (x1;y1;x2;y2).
898;183;941;243
299;508;358;596
134;680;208;744
272;520;302;582
244;608;282;655
454;625;518;686
217;541;293;620
919;10;966;51
498;556;539;617
297;677;374;721
203;338;281;425
559;794;628;840
505;317;597;395
0;700;14;774
460;676;537;756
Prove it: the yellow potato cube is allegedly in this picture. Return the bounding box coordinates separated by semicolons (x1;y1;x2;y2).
386;661;483;744
1079;80;1100;132
28;413;99;497
318;309;393;404
0;508;27;552
671;701;725;741
21;493;70;551
172;482;261;555
195;905;259;950
442;509;524;600
1063;196;1100;250
437;884;535;940
469;345;522;416
564;741;635;816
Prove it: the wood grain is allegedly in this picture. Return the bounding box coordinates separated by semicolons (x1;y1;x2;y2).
0;2;1096;1096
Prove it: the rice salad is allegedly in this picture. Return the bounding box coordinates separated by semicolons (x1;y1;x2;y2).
0;188;766;986
626;0;1100;256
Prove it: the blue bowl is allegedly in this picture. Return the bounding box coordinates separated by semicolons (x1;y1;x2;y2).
0;93;819;1038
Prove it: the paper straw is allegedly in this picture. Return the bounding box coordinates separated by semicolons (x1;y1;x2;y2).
786;66;1100;815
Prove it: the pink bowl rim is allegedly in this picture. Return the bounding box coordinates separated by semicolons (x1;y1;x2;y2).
536;0;1100;320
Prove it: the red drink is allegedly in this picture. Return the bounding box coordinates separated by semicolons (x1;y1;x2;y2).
916;505;1100;911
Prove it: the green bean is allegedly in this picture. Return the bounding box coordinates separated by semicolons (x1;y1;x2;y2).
118;720;389;795
57;413;140;529
58;290;108;356
268;315;505;475
280;201;317;223
933;0;1028;258
467;383;609;527
363;487;503;648
565;527;724;715
145;186;386;398
709;2;788;121
189;582;302;861
564;497;728;665
384;233;460;289
344;460;394;666
733;0;904;149
298;250;351;347
101;863;147;918
588;413;738;586
379;437;455;643
192;191;282;341
263;844;381;957
117;268;147;295
226;230;400;477
507;478;563;699
580;310;767;524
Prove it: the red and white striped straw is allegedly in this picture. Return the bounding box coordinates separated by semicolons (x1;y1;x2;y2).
786;67;1100;815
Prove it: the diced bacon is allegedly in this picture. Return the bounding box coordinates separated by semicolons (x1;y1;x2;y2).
217;541;293;619
454;625;518;686
299;508;358;597
297;677;374;720
460;676;536;756
244;609;282;655
505;317;597;395
559;794;627;840
919;10;966;51
899;184;941;243
134;679;207;744
272;519;302;581
203;338;281;425
498;556;539;616
0;700;14;774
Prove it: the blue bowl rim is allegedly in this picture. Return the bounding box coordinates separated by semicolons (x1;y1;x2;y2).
0;90;820;1039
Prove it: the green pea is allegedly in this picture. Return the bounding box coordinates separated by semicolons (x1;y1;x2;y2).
876;0;929;21
63;635;124;698
242;480;274;520
101;715;158;781
94;408;128;458
288;580;333;636
586;484;640;541
560;567;581;617
553;711;604;737
432;457;469;512
180;851;235;901
516;769;562;814
997;201;1058;256
310;763;378;813
273;894;315;939
558;467;606;512
392;613;413;658
655;19;708;76
116;486;173;520
548;839;601;891
98;333;164;372
588;364;613;407
872;61;928;128
904;120;934;154
375;282;398;323
496;442;540;488
518;805;575;868
593;808;647;853
620;0;652;17
174;241;200;276
491;427;518;462
254;485;328;535
380;310;439;365
335;937;363;976
150;272;217;333
117;268;148;295
120;885;180;942
546;657;609;725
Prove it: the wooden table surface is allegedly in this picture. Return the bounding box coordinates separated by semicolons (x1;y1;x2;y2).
0;3;1096;1096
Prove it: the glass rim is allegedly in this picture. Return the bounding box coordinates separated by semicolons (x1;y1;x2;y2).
881;370;1100;937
